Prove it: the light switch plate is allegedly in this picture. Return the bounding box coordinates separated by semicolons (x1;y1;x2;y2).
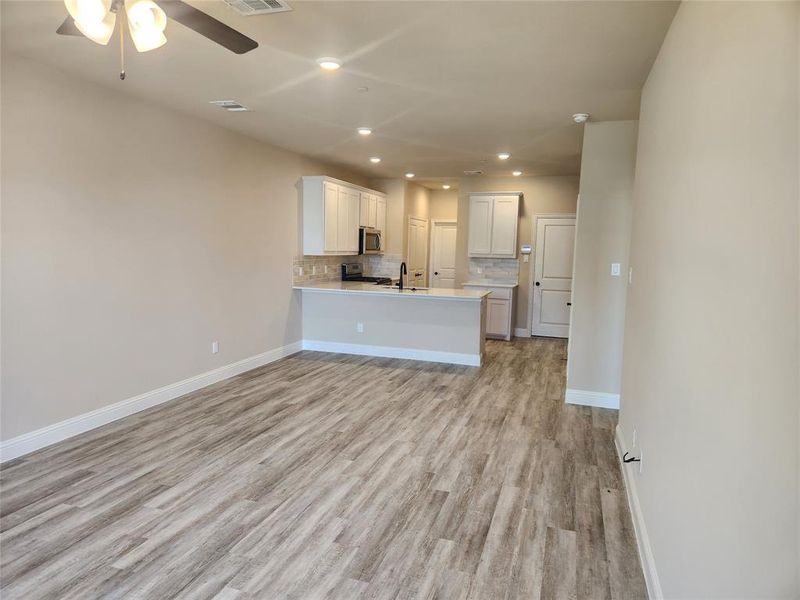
611;263;621;276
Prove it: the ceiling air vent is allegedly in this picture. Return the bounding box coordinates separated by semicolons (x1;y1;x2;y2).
210;100;249;112
464;170;483;176
222;0;292;16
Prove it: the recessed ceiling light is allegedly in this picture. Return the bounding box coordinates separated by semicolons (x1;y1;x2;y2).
442;184;451;190
369;157;381;164
405;173;415;178
512;170;522;177
497;152;511;160
573;113;590;124
357;127;372;136
317;57;341;70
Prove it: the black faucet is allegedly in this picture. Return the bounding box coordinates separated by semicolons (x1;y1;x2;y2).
399;262;407;290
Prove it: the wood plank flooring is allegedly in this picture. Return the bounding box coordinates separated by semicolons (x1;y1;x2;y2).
0;338;646;599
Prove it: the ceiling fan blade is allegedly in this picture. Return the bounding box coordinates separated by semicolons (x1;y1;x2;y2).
160;1;258;55
56;17;83;36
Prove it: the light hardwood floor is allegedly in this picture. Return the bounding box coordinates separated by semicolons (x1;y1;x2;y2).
0;338;646;600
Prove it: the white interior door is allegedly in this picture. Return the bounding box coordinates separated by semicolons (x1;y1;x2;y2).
430;221;457;288
407;217;428;286
532;217;576;337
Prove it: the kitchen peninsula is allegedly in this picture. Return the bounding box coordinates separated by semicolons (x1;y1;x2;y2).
293;282;489;366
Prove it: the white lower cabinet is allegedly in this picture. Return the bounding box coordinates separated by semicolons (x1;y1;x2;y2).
486;299;510;338
462;283;518;341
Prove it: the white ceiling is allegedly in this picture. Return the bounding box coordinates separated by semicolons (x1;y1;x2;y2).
1;0;678;179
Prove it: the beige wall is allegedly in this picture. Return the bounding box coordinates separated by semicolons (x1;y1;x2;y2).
429;189;459;221
456;176;579;331
619;2;799;597
0;53;368;441
567;121;638;397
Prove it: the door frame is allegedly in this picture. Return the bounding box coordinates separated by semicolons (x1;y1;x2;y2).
527;213;577;336
429;219;458;288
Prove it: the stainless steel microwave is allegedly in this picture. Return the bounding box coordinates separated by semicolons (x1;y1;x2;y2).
359;227;383;254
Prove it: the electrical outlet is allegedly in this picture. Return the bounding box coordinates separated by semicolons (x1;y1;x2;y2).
295;266;303;276
311;265;317;275
324;265;329;274
356;322;364;333
611;263;621;276
211;341;219;354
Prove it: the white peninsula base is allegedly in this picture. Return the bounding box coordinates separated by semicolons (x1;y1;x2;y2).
295;283;489;366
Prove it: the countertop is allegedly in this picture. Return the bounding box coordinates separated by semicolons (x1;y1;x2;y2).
462;280;519;288
293;281;490;301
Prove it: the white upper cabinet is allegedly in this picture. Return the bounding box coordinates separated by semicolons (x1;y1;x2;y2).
468;195;494;255
467;193;520;258
376;196;386;234
359;192;370;227
359;192;380;229
303;177;386;255
490;195;519;256
323;182;339;252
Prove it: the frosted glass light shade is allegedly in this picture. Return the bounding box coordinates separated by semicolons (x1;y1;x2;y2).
125;0;167;52
64;0;115;45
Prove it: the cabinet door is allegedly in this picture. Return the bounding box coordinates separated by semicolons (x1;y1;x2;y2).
468;196;493;255
359;192;370;227
323;182;339;252
368;195;378;228
340;187;360;253
376;197;386;235
490;195;519;256
486;298;510;337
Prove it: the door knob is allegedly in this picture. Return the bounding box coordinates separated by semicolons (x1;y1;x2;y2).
535;281;540;286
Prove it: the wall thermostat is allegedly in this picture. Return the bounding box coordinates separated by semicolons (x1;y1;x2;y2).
521;244;532;255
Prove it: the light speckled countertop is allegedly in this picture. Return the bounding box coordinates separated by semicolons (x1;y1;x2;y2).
462;280;519;288
293;281;489;301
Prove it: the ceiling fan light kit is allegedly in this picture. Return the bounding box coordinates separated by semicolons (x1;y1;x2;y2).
58;0;259;79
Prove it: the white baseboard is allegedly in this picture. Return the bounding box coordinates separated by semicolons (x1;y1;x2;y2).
302;340;481;366
0;341;303;463
615;425;662;600
513;327;531;338
565;388;620;409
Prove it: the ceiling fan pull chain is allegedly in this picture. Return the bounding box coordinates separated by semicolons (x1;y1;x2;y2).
119;8;126;81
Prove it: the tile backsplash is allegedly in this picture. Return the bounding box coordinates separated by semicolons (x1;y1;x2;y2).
360;254;404;279
294;255;519;285
292;255;358;284
468;258;520;282
292;253;404;284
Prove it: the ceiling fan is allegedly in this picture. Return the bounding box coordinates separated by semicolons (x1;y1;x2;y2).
57;0;258;79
